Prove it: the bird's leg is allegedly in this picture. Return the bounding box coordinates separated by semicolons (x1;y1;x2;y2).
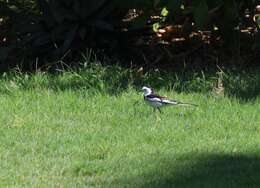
155;107;162;121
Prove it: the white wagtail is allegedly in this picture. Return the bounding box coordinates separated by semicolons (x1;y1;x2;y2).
141;86;197;113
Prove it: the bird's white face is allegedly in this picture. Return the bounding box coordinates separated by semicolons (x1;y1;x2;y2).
142;86;152;96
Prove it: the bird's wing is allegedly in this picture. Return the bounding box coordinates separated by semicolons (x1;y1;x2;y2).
161;99;179;105
146;96;163;103
147;93;198;106
146;94;166;100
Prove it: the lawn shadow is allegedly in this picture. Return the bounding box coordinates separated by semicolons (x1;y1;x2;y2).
121;153;260;188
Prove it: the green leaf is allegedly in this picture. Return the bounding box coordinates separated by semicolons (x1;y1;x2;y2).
194;0;208;30
153;22;160;32
161;7;169;17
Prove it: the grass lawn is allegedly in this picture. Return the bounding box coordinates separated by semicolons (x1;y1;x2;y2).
0;68;259;187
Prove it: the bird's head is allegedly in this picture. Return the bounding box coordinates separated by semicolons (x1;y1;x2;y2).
141;86;153;96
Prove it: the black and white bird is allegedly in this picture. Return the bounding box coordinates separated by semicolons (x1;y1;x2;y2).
141;86;197;112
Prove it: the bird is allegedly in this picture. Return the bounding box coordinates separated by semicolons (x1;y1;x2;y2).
141;86;197;113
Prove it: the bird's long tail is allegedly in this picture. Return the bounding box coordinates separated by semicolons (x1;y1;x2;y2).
176;102;198;107
163;99;198;107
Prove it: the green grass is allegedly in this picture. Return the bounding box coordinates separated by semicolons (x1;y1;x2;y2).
0;66;259;187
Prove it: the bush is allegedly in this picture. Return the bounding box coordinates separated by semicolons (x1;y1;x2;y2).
0;0;260;70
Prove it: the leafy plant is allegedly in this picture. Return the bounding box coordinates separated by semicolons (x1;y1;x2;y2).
0;0;127;65
0;0;259;69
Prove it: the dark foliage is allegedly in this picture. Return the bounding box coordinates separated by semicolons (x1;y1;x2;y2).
0;0;260;70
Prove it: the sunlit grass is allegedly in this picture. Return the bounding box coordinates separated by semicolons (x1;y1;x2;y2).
0;66;259;187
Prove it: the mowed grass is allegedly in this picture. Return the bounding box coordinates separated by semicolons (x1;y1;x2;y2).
0;69;259;187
